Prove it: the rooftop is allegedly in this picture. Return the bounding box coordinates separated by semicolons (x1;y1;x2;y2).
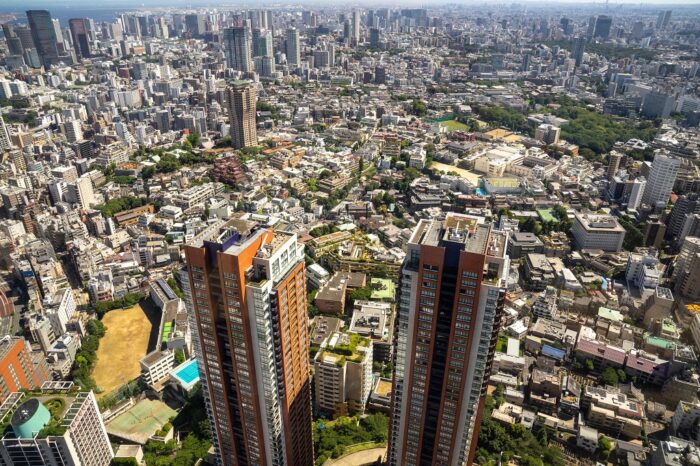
350;300;390;341
318;332;371;365
574;213;625;233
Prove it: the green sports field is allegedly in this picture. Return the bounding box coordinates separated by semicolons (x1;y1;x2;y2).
107;398;176;443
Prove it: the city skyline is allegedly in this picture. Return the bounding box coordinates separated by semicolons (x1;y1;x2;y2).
1;2;700;466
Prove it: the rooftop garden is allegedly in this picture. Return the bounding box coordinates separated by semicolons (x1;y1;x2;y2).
325;333;371;364
37;398;68;439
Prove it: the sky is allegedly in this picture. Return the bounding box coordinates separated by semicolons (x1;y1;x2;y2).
1;0;700;16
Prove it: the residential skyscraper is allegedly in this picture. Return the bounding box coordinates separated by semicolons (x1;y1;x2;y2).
225;80;257;149
642;152;681;209
26;10;59;67
389;214;509;466
352;9;361;45
572;36;586;67
586;16;597;40
68;18;91;59
285;27;301;67
223;26;253;72
2;24;24;56
184;218;314;466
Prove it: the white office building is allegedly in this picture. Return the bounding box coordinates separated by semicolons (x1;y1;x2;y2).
571;213;626;252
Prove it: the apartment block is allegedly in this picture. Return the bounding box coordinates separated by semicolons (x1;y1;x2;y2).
389;213;509;466
184;217;313;466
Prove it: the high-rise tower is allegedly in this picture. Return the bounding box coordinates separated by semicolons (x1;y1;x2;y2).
26;10;59;67
642;151;680;209
68;18;91;59
225;80;257;149
223;26;253;72
285;28;300;67
388;213;509;466
184;217;314;466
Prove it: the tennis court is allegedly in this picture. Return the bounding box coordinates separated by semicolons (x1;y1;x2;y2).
107;398;176;444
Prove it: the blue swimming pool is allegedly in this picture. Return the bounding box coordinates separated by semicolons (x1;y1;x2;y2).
174;359;199;384
475;188;487;196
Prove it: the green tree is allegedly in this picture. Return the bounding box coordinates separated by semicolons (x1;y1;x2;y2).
349;287;373;302
410;99;428;116
86;320;106;338
601;367;620;386
174;349;186;365
186;132;201;148
111;458;139;466
598;436;613;459
141;165;155;180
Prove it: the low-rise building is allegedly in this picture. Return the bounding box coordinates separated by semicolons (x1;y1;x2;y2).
349;300;392;363
524;253;556;291
571;213;626;252
507;232;544;258
652;437;700;466
671;400;700;441
576;425;599;453
368;377;392;414
581;385;644;439
575;338;627;372
140;350;175;390
314;332;373;418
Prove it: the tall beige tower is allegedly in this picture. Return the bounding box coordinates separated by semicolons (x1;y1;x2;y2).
225;80;257;149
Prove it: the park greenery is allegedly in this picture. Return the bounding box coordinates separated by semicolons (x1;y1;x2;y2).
70;319;106;392
542;39;658;61
92;292;145;319
167;272;185;300
111;458;139;466
472;105;532;134
508;205;572;236
470;95;658;161
475;398;564;466
94;196;151;218
553;101;658;158
313;414;389;465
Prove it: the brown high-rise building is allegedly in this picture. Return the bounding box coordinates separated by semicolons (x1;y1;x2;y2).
607;151;623;179
388;213;509;466
226;80;258;149
183;217;313;466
